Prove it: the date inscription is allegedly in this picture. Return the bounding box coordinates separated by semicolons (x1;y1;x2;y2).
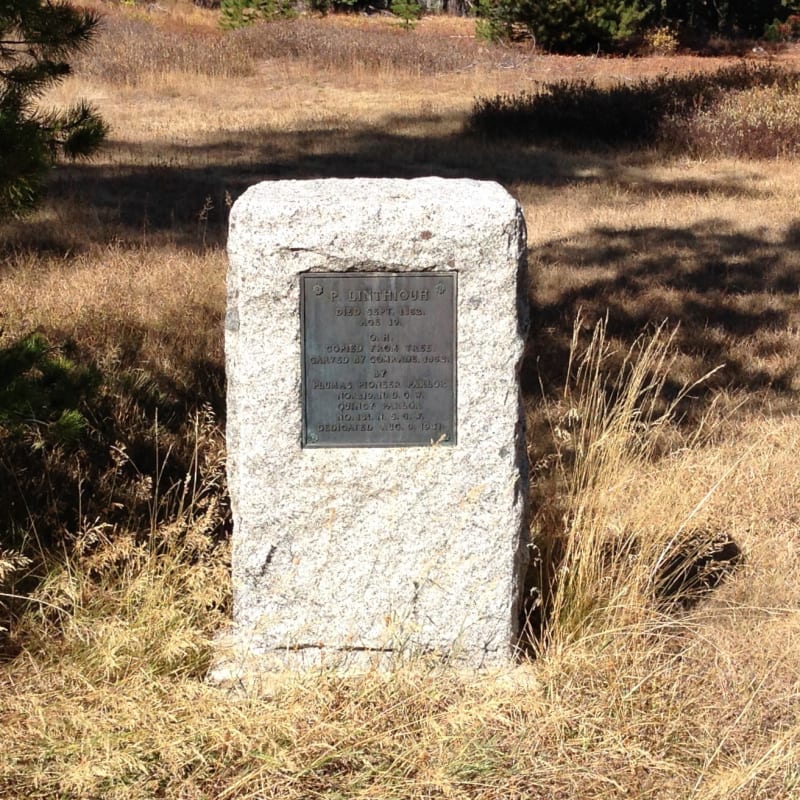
301;272;457;447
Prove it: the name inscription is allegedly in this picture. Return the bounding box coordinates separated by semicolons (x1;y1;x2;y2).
301;272;457;447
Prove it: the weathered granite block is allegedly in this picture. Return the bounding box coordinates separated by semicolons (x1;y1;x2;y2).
225;177;529;671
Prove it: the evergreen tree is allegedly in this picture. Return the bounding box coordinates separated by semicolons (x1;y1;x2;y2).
477;0;651;53
477;0;800;50
653;0;800;35
0;0;107;216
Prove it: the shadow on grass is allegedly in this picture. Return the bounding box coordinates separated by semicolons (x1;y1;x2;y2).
523;220;800;414
3;117;798;418
517;219;799;647
468;63;800;148
0;113;765;258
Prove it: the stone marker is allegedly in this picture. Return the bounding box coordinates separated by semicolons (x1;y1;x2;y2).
225;177;529;671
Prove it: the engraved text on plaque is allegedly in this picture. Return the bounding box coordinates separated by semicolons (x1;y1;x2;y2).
301;272;457;447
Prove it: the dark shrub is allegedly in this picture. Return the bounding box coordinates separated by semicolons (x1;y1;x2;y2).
468;63;800;149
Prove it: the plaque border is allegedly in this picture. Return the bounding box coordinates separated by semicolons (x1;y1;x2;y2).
300;270;458;449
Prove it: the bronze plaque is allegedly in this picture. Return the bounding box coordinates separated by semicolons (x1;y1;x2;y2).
301;272;457;447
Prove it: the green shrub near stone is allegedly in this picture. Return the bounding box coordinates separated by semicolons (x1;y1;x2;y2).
0;333;99;445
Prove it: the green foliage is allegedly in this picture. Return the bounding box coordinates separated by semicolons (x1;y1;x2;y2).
476;0;800;51
765;12;800;41
390;0;422;29
654;0;800;36
0;332;98;560
0;333;99;444
306;0;360;14
219;0;296;30
469;63;800;148
0;325;228;578
476;0;652;53
0;0;108;216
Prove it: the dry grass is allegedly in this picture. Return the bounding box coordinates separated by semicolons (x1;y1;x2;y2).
3;5;800;799
4;406;800;799
469;64;800;153
665;83;800;157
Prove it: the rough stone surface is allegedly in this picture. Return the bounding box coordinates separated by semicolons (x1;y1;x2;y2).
225;177;529;670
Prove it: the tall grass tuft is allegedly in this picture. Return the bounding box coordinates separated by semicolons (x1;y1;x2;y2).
531;317;727;652
11;404;230;678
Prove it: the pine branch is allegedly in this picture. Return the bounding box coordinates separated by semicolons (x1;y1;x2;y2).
0;0;106;214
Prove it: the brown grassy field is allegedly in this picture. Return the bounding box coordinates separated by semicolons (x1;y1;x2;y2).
3;5;800;798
